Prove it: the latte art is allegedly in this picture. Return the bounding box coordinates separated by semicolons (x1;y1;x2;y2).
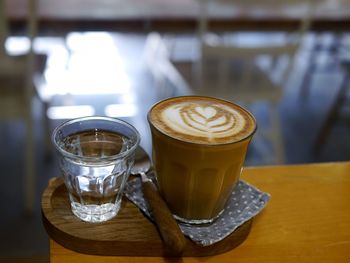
149;96;256;144
162;104;245;141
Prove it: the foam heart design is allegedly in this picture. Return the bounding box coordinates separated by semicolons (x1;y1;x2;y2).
195;106;216;120
159;101;249;143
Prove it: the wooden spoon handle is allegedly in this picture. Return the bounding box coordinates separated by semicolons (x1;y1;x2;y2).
142;181;187;256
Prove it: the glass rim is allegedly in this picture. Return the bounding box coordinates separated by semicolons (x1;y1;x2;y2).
147;95;257;147
51;116;140;162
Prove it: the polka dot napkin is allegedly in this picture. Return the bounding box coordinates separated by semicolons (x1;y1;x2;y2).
124;178;270;246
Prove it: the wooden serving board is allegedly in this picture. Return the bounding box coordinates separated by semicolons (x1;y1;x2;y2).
42;176;252;257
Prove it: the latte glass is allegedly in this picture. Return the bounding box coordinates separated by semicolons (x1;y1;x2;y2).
52;116;140;223
148;96;256;224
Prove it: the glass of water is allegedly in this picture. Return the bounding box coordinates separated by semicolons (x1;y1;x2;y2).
52;116;140;223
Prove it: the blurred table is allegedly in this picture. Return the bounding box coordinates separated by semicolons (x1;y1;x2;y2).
7;0;350;33
50;161;350;262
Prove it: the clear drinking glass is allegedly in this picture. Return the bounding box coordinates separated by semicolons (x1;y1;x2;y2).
52;116;140;223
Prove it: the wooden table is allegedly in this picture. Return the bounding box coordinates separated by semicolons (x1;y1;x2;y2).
7;0;350;33
50;161;350;262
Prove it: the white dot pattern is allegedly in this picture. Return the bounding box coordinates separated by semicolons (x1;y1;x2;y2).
124;178;270;247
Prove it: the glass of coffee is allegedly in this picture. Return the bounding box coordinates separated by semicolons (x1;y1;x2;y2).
52;116;140;223
148;96;256;224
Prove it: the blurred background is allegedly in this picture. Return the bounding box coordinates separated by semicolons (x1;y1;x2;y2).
1;0;350;261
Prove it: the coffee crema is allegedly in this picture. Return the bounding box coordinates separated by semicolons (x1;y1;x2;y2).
149;96;256;144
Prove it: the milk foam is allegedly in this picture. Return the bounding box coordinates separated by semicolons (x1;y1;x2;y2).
150;97;256;144
160;102;246;141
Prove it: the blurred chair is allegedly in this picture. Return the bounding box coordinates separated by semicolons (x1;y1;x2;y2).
195;0;313;164
0;0;42;212
313;60;350;153
143;32;192;100
298;0;350;99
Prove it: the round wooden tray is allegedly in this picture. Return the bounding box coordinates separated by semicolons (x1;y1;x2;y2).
42;176;252;257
